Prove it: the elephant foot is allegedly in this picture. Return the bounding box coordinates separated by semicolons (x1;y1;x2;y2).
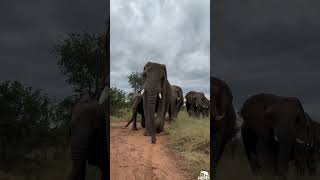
151;136;156;144
132;127;138;130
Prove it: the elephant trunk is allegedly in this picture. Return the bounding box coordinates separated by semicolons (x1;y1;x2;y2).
143;89;159;143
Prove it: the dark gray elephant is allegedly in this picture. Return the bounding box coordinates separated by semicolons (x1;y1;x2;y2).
69;85;109;180
168;85;183;121
70;18;110;180
185;91;207;118
141;62;171;144
240;93;309;178
211;76;236;177
125;93;145;130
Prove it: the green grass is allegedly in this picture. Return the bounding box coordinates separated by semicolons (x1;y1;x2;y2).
166;110;210;179
110;108;132;123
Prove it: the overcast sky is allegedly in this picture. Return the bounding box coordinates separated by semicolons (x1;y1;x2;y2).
111;0;210;98
212;0;320;120
0;0;108;100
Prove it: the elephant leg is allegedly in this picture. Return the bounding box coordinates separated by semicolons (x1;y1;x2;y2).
241;125;261;175
141;113;145;128
276;142;292;179
70;159;86;180
256;139;275;175
132;110;138;130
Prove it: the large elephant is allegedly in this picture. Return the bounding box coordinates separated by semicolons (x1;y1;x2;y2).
125;93;145;130
240;93;309;178
211;76;236;177
168;85;183;121
69;18;110;180
185;91;207;118
141;62;171;144
69;85;109;180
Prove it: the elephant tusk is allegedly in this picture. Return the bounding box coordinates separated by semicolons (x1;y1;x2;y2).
296;138;305;144
154;113;158;118
274;135;279;142
159;93;162;99
141;89;145;95
177;97;180;100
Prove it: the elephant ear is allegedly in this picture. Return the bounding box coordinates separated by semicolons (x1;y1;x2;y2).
160;64;167;79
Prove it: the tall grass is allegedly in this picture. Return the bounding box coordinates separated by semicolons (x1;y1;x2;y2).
166;110;210;179
216;140;320;180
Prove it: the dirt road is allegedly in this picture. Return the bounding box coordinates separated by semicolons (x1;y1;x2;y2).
110;122;189;180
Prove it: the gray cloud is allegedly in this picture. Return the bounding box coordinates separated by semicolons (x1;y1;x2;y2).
111;0;210;98
0;0;108;100
212;0;320;120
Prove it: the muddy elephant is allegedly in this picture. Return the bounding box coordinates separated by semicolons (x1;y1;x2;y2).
141;62;171;144
125;93;145;130
185;91;207;118
240;93;310;178
168;85;183;121
211;76;236;177
69;85;109;180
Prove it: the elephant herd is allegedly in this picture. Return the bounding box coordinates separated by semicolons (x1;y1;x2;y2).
125;62;209;144
212;76;320;179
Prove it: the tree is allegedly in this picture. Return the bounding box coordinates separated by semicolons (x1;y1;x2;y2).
127;72;143;93
53;31;107;98
110;87;128;115
0;81;55;170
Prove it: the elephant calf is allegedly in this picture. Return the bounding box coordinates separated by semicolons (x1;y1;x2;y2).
125;93;145;130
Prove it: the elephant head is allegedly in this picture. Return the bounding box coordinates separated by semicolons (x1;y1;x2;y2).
141;62;170;143
265;98;309;146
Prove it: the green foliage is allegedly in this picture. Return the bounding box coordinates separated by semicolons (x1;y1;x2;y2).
53;31;107;98
0;81;72;173
127;72;143;93
110;87;129;115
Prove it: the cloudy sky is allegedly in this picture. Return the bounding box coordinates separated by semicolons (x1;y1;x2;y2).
212;0;320;120
0;0;108;100
111;0;210;98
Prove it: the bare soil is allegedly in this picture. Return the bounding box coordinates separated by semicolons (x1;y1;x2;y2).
110;122;189;180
